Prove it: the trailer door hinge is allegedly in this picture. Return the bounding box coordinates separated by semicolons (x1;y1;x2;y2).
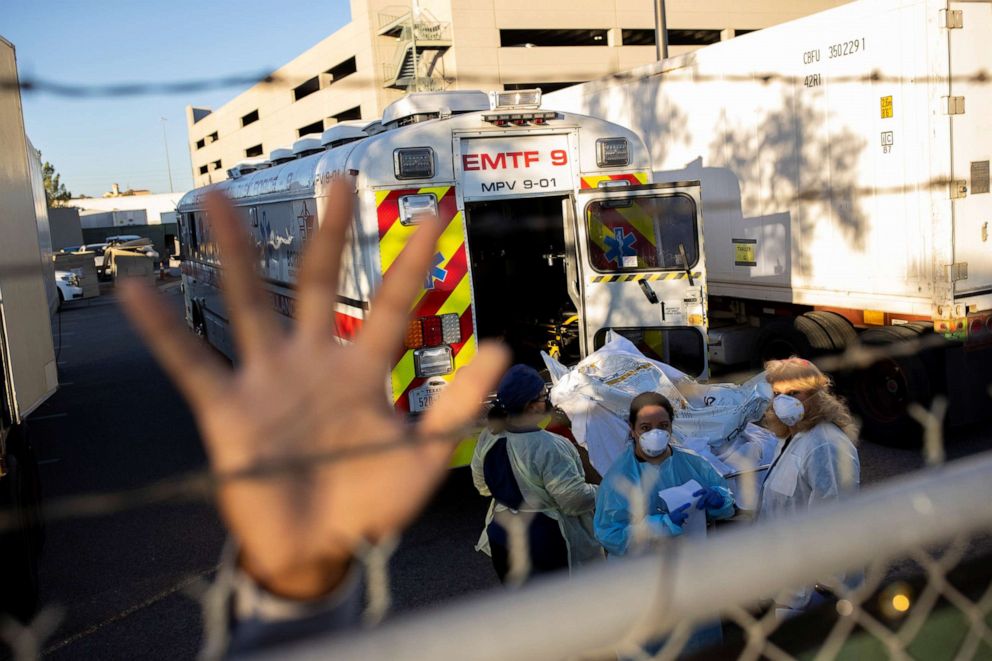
942;96;965;115
940;9;963;29
947;262;968;282
950;180;968;199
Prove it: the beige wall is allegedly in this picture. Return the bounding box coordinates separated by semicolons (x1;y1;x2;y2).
186;0;850;188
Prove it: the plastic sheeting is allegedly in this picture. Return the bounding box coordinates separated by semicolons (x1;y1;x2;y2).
544;333;778;509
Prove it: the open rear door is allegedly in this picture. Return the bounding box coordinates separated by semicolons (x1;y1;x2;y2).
574;182;709;377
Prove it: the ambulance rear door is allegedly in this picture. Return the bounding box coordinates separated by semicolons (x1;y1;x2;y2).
574;181;709;377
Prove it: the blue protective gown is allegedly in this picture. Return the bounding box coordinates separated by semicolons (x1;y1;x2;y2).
594;444;735;557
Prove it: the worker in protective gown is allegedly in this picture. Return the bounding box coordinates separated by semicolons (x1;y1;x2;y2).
759;357;861;614
472;365;602;582
595;391;735;658
594;392;735;558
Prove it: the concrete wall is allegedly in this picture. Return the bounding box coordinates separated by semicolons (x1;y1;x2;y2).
48;207;83;250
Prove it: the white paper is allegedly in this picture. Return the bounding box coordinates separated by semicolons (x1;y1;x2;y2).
659;479;706;538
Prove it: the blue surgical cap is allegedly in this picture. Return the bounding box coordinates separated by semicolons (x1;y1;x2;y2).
496;364;546;414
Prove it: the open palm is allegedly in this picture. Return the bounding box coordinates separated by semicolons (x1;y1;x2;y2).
119;180;507;598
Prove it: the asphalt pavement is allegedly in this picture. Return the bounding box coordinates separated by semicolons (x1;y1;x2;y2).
6;286;990;659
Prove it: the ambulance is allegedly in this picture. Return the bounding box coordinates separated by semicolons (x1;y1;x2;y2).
176;89;708;421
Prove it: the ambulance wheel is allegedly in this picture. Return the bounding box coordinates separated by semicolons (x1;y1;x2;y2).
849;327;933;447
191;304;207;338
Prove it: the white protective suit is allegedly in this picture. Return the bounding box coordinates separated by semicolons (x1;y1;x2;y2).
471;427;603;571
759;421;861;609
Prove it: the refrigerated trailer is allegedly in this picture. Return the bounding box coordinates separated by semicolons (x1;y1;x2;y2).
0;36;59;619
546;0;992;440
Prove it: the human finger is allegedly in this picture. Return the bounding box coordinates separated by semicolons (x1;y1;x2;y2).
295;178;353;339
118;279;229;408
355;217;444;363
205;191;281;358
416;341;510;462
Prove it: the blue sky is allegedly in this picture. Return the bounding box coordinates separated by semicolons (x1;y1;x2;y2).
5;1;352;197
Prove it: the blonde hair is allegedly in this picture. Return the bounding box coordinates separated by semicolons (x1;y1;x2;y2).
763;357;859;441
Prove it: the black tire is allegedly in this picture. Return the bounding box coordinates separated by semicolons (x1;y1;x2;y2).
848;327;933;447
753;312;855;366
899;321;933;336
753;318;814;366
804;311;858;350
0;427;44;622
191;304;207;338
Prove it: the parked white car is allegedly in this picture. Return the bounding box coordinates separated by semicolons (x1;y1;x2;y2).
54;270;83;304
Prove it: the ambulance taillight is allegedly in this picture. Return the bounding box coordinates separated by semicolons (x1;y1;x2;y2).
405;313;462;349
406;313;461;376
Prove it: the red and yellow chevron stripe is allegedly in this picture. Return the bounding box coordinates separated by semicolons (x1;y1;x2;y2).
375;186;476;413
579;172;649;189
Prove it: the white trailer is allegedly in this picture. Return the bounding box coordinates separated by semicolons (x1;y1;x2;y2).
0;35;59;619
546;0;991;441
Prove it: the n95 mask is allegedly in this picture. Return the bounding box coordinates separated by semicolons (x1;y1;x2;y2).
773;394;805;427
639;429;671;457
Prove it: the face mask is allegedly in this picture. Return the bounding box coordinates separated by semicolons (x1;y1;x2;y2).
638;428;671;457
773;394;805;427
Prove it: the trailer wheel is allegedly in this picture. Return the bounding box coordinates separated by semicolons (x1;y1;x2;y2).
849;326;933;447
753;318;813;365
804;311;858;351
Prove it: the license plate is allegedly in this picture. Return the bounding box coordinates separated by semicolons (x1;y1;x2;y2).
409;378;448;413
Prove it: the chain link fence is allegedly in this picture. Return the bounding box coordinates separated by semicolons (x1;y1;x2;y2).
1;346;990;660
255;444;992;661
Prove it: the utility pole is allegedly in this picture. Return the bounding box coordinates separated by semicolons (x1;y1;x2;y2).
653;0;669;60
160;117;174;193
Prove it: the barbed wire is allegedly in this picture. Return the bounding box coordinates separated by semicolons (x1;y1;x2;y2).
0;71;278;99
0;67;990;100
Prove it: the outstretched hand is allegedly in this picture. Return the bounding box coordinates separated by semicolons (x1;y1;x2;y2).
119;180;508;599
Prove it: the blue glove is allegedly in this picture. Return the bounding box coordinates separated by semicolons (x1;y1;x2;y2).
693;487;725;511
667;502;691;527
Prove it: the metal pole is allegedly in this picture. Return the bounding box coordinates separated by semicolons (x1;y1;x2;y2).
160;117;174;193
410;0;420;92
653;0;669;61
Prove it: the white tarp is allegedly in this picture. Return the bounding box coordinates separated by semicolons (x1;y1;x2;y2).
545;334;778;509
